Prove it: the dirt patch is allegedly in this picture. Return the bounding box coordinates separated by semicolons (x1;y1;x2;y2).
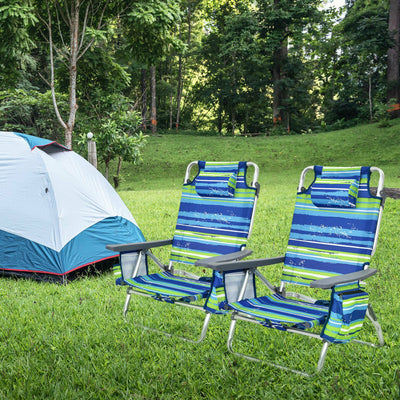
371;187;400;199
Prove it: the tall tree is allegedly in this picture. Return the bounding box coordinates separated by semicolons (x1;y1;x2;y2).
271;0;288;128
175;0;202;131
199;0;266;134
336;1;391;121
175;21;185;131
123;0;182;134
257;0;321;131
140;68;147;130
149;65;157;133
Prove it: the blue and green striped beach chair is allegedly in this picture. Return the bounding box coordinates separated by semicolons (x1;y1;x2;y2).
107;161;259;343
196;166;385;375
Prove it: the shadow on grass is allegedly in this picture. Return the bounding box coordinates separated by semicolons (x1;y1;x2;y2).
0;257;117;284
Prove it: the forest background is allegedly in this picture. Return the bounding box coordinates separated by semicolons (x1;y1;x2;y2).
0;0;399;178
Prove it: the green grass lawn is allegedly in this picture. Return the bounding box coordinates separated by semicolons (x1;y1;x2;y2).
1;121;400;399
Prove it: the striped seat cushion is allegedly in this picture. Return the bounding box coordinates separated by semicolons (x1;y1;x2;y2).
229;294;329;329
126;271;211;302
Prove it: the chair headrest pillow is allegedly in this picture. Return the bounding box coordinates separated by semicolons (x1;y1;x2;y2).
311;177;359;208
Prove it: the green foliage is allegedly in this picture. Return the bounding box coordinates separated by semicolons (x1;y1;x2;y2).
197;0;269;134
76;106;147;185
124;0;183;65
0;0;38;87
57;47;132;106
97;114;146;166
323;1;390;118
374;98;397;128
0;89;68;140
0;0;397;141
324;99;360;124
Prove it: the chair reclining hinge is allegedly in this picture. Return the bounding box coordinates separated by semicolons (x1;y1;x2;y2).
163;264;172;272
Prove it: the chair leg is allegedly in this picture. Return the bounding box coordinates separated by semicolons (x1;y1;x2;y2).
227;312;329;377
316;341;330;373
366;304;385;347
138;310;212;344
227;315;238;355
226;305;383;376
124;289;212;344
227;313;266;363
195;311;212;344
123;291;132;318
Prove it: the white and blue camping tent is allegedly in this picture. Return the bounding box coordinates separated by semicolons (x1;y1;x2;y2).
0;131;145;279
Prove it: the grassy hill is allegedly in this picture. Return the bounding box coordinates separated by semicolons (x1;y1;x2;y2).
118;120;400;191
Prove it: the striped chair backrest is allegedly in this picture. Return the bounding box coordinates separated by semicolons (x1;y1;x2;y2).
170;161;257;265
282;166;382;286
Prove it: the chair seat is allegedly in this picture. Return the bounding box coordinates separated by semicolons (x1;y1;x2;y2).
228;294;329;329
126;271;211;302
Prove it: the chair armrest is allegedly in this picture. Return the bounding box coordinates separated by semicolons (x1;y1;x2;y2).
195;249;253;268
196;255;285;272
106;239;173;253
310;268;377;289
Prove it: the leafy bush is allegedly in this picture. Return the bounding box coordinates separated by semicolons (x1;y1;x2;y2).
324;99;360;125
374;99;398;128
76;108;146;187
0;89;68;141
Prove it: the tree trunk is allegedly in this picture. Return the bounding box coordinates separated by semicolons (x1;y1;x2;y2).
272;0;288;130
369;73;373;121
272;48;281;125
175;8;192;131
272;43;288;128
231;109;236;136
65;0;80;149
113;156;122;189
175;20;183;131
176;53;183;130
218;96;223;134
141;68;147;130
244;107;248;135
105;159;110;181
47;4;68;140
169;84;174;129
232;53;236;135
46;0;80;149
150;65;157;134
387;0;400;116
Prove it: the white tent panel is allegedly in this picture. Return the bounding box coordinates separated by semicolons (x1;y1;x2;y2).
39;148;136;249
0;132;61;250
